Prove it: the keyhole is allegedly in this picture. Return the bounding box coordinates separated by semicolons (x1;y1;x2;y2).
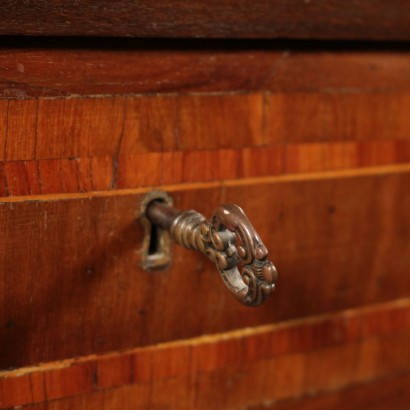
148;222;160;256
140;191;173;271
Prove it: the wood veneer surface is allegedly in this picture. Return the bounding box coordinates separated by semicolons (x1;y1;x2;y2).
0;39;409;408
1;46;410;98
1;1;410;39
0;169;409;369
1;298;410;409
0;90;410;197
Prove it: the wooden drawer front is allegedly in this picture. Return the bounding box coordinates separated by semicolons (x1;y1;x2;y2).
1;169;409;369
1;299;410;409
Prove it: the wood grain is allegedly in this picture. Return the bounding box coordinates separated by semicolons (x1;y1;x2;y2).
36;98;126;160
1;47;410;98
0;45;282;98
1;298;409;409
0;89;409;197
0;169;409;369
2;91;410;161
251;374;410;410
266;92;410;143
0;35;409;409
1;1;410;39
0;141;409;197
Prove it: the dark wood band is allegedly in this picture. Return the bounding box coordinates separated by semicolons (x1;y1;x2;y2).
2;0;410;40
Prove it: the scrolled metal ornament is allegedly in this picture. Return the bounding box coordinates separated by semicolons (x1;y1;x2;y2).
145;198;278;307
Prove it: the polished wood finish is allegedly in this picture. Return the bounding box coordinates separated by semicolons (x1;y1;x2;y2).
0;168;409;369
0;89;410;197
252;374;410;410
2;46;410;99
1;299;409;409
0;29;409;409
1;1;410;39
1;139;409;196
